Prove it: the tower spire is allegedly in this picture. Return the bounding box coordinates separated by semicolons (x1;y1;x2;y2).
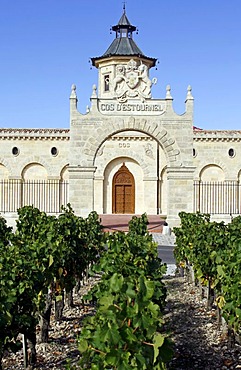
91;7;156;68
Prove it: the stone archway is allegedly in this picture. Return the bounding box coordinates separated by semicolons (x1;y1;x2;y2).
82;117;181;167
112;163;135;214
69;116;195;224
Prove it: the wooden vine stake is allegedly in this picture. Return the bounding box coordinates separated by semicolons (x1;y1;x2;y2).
22;334;28;368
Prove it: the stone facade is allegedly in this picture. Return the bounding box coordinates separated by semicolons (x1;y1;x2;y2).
68;80;195;227
1;9;241;227
0;129;69;181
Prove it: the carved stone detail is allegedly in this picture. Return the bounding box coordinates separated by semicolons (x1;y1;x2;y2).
96;145;104;157
0;129;70;141
113;59;153;102
145;143;154;159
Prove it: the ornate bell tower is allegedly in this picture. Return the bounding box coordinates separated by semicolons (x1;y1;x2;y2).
69;5;195;226
91;5;157;102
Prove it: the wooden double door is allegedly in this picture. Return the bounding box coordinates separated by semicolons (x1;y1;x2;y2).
112;163;135;214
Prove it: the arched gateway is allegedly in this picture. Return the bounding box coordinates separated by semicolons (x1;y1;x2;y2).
68;6;195;227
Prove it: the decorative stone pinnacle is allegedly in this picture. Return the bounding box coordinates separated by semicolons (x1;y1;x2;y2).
186;85;194;100
166;84;172;99
91;84;97;98
70;84;77;98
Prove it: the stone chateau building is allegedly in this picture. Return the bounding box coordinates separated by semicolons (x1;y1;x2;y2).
1;7;241;227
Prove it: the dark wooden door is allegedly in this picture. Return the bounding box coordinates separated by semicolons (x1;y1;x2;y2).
112;163;135;214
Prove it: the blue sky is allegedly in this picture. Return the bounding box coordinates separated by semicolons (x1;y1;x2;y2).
0;0;240;130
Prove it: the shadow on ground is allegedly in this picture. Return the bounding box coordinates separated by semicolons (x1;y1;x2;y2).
164;277;225;370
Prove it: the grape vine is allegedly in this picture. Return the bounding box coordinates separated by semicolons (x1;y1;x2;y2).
174;212;241;344
76;214;172;369
0;205;105;369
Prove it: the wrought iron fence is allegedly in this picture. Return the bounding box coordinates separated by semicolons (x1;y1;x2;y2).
194;181;240;215
0;179;69;213
1;179;240;216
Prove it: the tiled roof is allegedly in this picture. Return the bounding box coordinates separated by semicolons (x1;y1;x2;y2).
91;8;156;67
102;37;144;57
114;11;133;28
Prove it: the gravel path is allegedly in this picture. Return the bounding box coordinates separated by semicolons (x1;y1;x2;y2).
164;276;241;370
2;275;241;369
2;278;98;370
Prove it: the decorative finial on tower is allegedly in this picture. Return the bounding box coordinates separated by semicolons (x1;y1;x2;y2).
123;1;126;13
186;85;194;100
166;84;173;99
91;84;97;98
185;85;194;115
70;84;77;98
70;84;78;112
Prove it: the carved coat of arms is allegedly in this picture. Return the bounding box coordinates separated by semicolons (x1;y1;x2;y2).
113;59;153;102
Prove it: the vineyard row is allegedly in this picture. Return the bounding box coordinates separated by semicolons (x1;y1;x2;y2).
173;211;241;345
0;206;171;370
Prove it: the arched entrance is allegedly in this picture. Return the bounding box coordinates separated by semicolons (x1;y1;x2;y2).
112;163;135;214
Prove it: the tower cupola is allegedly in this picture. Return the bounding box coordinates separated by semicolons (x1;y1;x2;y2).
91;6;157;101
91;5;156;68
112;4;136;39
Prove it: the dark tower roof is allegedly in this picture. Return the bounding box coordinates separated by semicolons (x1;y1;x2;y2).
91;6;156;67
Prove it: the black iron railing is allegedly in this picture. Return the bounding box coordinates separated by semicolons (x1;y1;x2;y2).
1;179;240;216
194;181;240;215
0;180;69;213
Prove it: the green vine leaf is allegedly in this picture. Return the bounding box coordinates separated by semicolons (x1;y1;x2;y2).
78;338;88;353
48;254;54;267
153;333;164;363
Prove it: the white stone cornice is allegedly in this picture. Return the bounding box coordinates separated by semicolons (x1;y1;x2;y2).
0;128;70;141
110;135;153;142
193;130;241;142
